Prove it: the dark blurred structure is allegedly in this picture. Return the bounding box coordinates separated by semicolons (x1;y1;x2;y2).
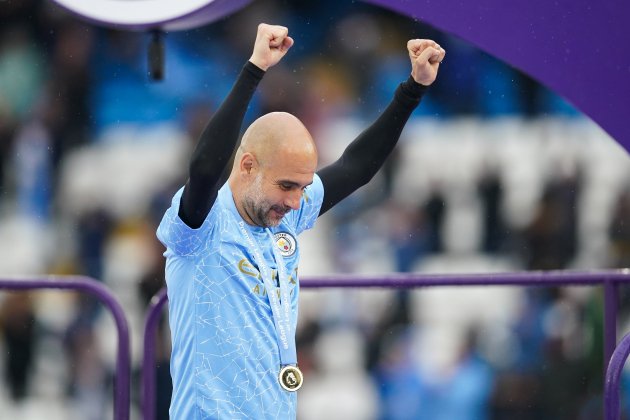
608;186;630;268
478;169;506;254
0;293;37;401
523;168;582;271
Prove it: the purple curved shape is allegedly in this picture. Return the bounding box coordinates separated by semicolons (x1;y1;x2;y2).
0;276;131;420
606;330;630;420
366;0;630;151
142;288;169;420
50;0;252;31
142;270;630;420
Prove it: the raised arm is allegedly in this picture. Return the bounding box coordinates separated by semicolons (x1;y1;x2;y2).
179;24;294;228
317;39;445;216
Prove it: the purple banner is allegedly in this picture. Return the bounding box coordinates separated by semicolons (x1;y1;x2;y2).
49;0;630;149
366;0;630;152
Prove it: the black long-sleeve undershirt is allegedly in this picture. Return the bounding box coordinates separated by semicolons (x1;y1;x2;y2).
179;62;265;228
317;77;427;215
178;62;427;229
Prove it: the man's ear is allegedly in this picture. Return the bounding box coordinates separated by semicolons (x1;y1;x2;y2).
240;152;256;175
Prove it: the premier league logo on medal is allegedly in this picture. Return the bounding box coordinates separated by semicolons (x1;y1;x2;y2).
274;232;297;257
279;365;303;392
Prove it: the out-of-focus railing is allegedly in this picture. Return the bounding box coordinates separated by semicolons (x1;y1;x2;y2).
142;270;630;420
0;276;131;420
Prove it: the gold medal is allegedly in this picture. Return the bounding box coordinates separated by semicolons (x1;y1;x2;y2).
279;365;303;392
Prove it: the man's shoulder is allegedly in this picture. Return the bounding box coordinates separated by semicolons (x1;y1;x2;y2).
157;186;227;254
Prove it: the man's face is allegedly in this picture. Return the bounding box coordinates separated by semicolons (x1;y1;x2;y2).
242;158;315;228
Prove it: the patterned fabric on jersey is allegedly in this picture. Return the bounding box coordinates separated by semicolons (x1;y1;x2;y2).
157;174;324;419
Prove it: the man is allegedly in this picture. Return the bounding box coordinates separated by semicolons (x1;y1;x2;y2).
157;23;444;419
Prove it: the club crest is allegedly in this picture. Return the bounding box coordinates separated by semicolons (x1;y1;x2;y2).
274;232;297;257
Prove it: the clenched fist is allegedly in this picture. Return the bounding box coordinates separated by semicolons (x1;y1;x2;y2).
407;39;445;86
249;23;294;71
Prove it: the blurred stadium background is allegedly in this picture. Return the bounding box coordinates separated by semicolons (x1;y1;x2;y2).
1;0;630;419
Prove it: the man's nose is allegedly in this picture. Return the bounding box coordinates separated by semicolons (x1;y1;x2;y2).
285;190;302;210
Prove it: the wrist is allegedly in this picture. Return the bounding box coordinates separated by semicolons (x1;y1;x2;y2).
411;76;432;87
248;58;268;72
404;75;429;95
393;76;428;107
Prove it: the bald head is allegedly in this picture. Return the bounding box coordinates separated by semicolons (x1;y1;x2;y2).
236;112;317;170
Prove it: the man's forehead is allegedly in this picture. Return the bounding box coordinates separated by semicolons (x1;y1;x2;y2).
272;166;314;181
267;148;317;172
267;161;314;182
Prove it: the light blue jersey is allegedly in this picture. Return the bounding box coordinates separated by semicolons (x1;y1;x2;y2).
157;174;324;419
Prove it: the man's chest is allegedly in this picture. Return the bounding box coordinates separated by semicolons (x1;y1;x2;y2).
197;225;301;303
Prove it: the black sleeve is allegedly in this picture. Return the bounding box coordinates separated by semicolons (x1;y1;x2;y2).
317;76;428;216
178;62;265;228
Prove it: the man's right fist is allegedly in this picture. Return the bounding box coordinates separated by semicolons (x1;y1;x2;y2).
249;23;294;71
407;39;445;86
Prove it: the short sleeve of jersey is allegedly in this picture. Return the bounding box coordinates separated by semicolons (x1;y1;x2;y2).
156;187;211;256
288;173;325;235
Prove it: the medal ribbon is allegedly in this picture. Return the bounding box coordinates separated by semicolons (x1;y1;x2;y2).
236;220;297;366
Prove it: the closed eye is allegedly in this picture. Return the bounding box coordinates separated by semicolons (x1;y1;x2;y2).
277;181;312;191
